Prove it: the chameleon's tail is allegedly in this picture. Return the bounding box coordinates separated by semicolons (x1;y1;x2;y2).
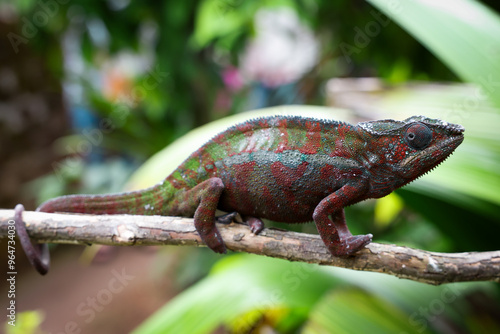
36;182;170;215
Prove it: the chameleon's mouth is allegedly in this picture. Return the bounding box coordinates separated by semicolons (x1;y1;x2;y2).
431;134;464;161
400;132;464;172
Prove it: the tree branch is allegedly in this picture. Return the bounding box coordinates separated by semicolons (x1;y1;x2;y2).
1;209;499;285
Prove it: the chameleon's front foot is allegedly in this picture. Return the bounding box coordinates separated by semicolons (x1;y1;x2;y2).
314;205;373;257
328;234;373;257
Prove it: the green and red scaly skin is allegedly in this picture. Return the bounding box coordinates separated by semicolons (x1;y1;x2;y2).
16;115;464;273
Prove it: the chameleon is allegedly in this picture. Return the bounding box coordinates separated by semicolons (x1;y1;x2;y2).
15;115;464;274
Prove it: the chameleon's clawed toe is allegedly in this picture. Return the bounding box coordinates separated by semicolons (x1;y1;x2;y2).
329;233;372;257
211;242;227;254
203;233;227;254
244;216;265;234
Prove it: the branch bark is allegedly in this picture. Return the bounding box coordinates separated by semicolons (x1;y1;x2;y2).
1;209;499;285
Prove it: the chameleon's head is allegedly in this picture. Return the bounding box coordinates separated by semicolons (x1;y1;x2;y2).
359;115;464;188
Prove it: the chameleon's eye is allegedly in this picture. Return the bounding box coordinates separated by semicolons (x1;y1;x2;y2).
405;123;432;150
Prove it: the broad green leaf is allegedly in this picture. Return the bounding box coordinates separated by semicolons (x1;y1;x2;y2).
193;0;299;49
323;266;495;312
132;254;339;334
134;254;497;334
193;0;252;48
303;289;431;334
367;0;500;109
374;192;404;228
5;311;44;334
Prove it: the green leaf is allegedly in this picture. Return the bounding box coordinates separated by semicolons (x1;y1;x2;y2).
323;266;495;313
303;289;431;334
193;0;301;49
367;0;500;109
132;254;339;334
374;192;404;228
193;0;254;48
134;255;498;334
5;311;44;334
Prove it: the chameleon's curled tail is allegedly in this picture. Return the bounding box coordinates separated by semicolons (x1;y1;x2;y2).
14;204;50;275
15;182;171;276
37;182;170;215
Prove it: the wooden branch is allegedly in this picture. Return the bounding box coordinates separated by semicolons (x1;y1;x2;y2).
1;209;499;285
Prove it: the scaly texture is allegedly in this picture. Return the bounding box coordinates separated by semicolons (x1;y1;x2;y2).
17;115;465;271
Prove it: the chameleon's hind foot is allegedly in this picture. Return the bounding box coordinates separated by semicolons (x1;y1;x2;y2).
216;212;238;225
329;234;373;257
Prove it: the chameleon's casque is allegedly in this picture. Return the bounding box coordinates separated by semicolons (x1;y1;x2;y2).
17;115;464;273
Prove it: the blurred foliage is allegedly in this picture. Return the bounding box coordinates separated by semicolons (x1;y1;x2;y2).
5;310;45;334
134;254;500;334
369;0;500;109
8;0;494;158
5;0;500;333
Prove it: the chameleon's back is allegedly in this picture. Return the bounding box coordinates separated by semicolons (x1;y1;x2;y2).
168;116;365;223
